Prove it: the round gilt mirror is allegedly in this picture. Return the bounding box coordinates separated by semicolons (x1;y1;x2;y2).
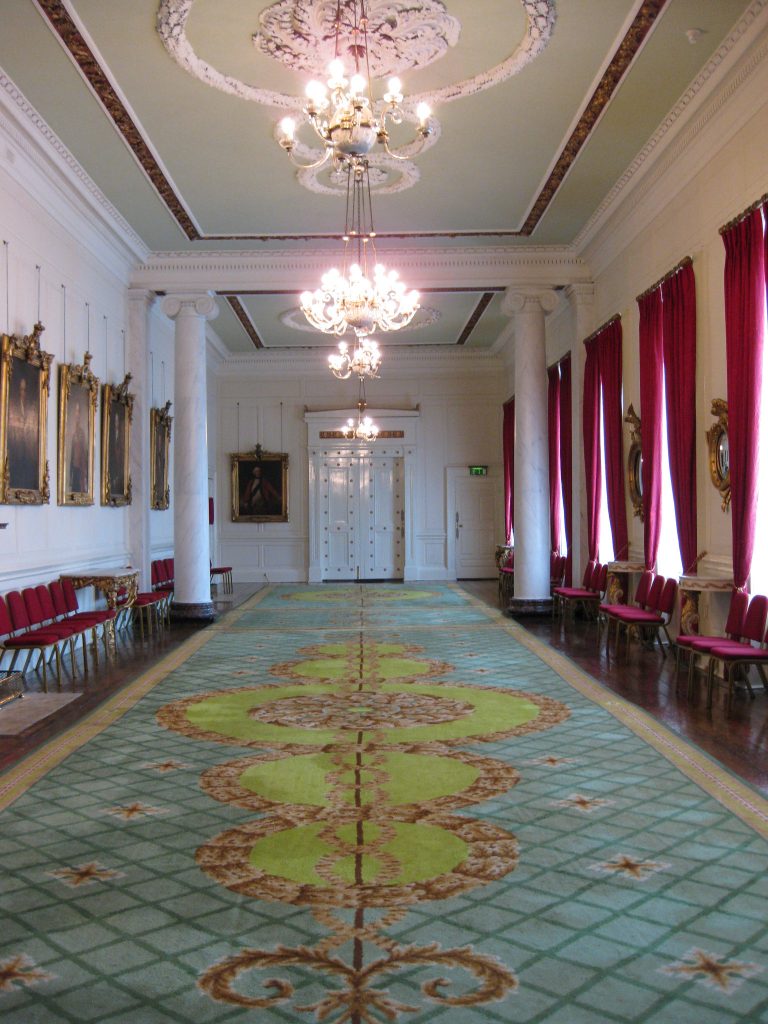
707;398;730;512
627;442;644;520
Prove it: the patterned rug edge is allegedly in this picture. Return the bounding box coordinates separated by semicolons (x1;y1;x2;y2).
0;586;273;811
452;584;768;840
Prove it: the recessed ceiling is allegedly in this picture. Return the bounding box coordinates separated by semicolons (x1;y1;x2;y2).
0;0;755;352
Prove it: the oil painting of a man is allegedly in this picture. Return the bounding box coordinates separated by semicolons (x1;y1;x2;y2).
65;385;90;495
6;356;40;491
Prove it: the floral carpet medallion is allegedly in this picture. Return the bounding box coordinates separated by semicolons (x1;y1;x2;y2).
158;635;569;1017
3;584;768;1023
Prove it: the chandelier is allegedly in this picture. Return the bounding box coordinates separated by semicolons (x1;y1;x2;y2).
340;382;379;442
276;0;433;171
328;335;381;380
300;159;419;364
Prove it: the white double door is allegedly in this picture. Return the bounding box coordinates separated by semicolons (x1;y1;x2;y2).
321;453;404;580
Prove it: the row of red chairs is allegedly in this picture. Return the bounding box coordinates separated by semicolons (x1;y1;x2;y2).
553;561;608;621
0;580;115;690
598;570;678;656
675;591;768;710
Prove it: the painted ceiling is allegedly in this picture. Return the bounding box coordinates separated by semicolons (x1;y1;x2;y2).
0;1;755;353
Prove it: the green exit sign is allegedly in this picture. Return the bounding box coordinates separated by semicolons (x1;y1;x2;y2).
469;466;488;476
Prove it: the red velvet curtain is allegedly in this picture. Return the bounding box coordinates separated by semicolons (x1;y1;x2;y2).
661;263;698;573
722;209;766;589
638;288;663;570
583;338;601;562
547;365;562;556
597;321;629;560
503;397;515;545
559;355;573;585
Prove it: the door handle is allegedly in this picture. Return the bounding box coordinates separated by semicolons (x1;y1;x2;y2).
455;511;461;540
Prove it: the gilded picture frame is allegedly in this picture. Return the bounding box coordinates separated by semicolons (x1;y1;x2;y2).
58;352;99;506
0;322;52;505
706;398;730;512
101;374;133;507
624;403;644;521
231;444;289;523
150;401;172;510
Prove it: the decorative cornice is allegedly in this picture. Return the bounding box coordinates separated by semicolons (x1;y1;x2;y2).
456;293;495;346
575;0;768;254
34;0;668;240
34;0;200;239
225;296;263;349
521;0;670;234
0;70;147;263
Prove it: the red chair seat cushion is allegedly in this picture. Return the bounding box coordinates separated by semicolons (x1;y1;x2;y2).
134;593;164;606
677;634;734;651
555;587;597;600
211;566;232;574
4;630;65;647
708;644;768;661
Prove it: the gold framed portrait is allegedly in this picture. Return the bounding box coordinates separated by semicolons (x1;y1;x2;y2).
58;352;99;506
624;403;644;521
150;401;172;510
101;374;133;507
231;444;289;523
0;322;53;505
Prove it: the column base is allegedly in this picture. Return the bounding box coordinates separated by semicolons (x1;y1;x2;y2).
504;597;553;617
171;601;216;623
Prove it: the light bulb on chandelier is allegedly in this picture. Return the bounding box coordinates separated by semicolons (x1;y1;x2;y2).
276;0;433;171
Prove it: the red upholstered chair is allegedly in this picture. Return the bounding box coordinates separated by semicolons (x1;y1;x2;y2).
706;594;768;711
674;589;749;698
598;570;656;652
497;548;514;606
58;579;117;667
210;560;233;594
554;561;605;622
610;576;678;655
550;554;566;592
1;593;73;691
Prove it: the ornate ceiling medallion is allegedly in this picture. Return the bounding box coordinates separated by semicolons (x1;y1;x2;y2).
255;0;461;78
156;0;556;193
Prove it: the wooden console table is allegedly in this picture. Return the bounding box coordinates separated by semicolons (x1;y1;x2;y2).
605;561;646;604
60;570;139;610
678;574;733;635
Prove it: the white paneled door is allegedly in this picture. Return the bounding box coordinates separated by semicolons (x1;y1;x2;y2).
320;454;404;580
448;471;499;579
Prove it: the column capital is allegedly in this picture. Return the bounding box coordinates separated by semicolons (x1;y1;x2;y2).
161;292;219;321
502;286;559;317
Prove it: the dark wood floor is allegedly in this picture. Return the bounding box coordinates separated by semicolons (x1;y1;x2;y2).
463;579;768;795
2;580;767;797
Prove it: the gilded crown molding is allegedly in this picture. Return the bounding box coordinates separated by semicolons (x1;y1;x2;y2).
574;0;768;256
0;69;147;263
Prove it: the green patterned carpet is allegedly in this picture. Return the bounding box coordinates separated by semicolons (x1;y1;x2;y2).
2;584;768;1023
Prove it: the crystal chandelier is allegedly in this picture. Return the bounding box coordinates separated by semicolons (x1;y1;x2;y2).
340;382;379;442
276;0;433;170
300;159;419;366
328;336;381;380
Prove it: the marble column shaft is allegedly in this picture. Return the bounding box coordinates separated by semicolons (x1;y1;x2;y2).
503;288;558;603
126;289;154;591
162;294;218;619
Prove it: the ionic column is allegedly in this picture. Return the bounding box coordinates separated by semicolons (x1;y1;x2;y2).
566;283;595;587
127;289;154;591
161;293;219;621
502;287;558;612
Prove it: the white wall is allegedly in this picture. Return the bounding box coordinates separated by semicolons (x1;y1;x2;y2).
0;93;139;593
215;355;505;582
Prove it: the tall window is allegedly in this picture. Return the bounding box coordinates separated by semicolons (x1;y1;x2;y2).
750;217;768;592
598;399;614;563
657;373;683;579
